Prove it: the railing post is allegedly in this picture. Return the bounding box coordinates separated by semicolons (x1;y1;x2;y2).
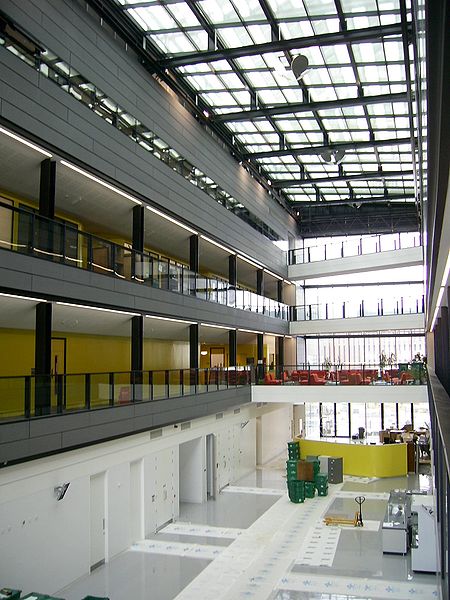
149;370;153;401
24;376;31;418
180;369;184;396
165;369;169;398
85;373;91;409
87;235;93;271
109;372;114;406
56;374;63;414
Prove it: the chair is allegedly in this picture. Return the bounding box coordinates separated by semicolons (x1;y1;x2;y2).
118;386;131;404
309;372;326;385
264;372;282;385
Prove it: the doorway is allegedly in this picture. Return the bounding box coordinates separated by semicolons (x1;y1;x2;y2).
130;459;144;542
51;337;66;408
179;438;205;504
90;472;106;571
206;433;216;500
210;347;225;368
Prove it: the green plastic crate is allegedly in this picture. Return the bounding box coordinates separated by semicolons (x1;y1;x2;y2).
288;480;305;503
317;488;328;497
288;450;300;460
304;481;316;498
82;596;110;600
0;589;21;600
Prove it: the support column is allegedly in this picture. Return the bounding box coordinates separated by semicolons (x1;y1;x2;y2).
132;206;144;252
257;269;264;296
276;337;285;378
228;329;237;367
440;303;449;395
131;315;144;372
277;280;283;303
35;302;52;415
257;333;264;382
190;235;199;273
39;159;56;218
38;159;57;257
190;324;199;370
131;315;144;400
229;255;237;288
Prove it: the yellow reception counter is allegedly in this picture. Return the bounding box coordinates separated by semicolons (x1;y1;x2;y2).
297;438;407;478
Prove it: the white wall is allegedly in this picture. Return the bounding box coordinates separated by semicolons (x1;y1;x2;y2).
252;384;429;404
290;312;425;335
257;404;293;465
179;437;205;503
0;403;262;595
0;476;90;594
288;246;423;281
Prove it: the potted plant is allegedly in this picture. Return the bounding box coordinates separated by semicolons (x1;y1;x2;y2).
411;353;426;384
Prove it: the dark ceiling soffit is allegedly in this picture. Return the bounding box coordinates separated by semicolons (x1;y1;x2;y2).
291;193;415;208
245;137;413;159
214;92;409;123
273;169;414;187
159;23;410;69
296;203;419;237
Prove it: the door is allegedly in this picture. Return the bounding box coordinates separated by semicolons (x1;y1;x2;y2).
130;459;144;542
51;337;66;408
90;472;106;571
206;434;216;499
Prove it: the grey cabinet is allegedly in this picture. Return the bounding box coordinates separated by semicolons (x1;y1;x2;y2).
319;455;343;484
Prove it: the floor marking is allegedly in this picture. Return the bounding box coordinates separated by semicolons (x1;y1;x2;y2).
221;485;284;496
335;490;390;500
131;539;223;560
296;525;341;567
344;476;380;484
174;487;341;600
161;522;243;539
277;572;438;599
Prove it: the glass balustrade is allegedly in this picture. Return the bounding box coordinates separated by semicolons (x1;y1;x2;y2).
256;363;427;387
0;201;288;319
0;366;252;421
291;295;424;321
289;231;421;265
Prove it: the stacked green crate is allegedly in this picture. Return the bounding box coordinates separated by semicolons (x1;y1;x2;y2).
287;441;300;460
286;459;298;481
304;481;316;498
314;472;329;497
287;480;305;503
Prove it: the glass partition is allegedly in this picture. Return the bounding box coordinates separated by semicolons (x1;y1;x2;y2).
0;201;288;320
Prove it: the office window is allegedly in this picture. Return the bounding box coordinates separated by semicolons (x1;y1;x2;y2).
413;402;430;429
336;403;350;437
305;403;320;438
383;403;398;429
320;403;335;436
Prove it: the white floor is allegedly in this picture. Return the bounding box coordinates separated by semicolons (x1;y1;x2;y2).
57;457;439;600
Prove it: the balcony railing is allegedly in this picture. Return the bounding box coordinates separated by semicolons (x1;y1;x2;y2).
289;232;421;265
0;367;253;422
0;201;288;319
290;295;425;321
256;363;427;386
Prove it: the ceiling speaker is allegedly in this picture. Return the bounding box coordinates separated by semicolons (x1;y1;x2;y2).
291;55;310;81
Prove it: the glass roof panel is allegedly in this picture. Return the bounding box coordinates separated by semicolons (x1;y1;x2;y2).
126;7;176;31
198;0;238;23
267;0;307;18
152;33;196;54
118;0;417;212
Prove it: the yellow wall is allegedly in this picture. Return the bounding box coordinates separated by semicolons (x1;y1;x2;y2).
0;329;190;376
297;438;407;478
0;329;35;376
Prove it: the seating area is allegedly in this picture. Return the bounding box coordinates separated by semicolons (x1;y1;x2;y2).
258;367;420;386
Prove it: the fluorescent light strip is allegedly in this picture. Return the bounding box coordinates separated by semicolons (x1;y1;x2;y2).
201;323;233;330
56;302;140;317
0;127;53;158
200;235;235;255
430;251;450;332
60;160;142;205
284;279;294;285
263;268;283;281
237;254;263;269
238;328;264;335
0;292;47;302
146;206;198;235
146;315;197;325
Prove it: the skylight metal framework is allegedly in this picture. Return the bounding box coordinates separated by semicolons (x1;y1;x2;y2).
98;0;421;235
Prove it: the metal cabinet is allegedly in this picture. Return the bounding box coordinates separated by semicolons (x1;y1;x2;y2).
318;455;343;483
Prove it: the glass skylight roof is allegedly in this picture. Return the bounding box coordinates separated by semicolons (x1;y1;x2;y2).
116;0;417;207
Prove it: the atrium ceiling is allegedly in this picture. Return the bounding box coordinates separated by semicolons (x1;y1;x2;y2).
89;0;424;237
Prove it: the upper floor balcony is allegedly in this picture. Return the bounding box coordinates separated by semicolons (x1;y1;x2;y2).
0;201;290;321
288;232;423;281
